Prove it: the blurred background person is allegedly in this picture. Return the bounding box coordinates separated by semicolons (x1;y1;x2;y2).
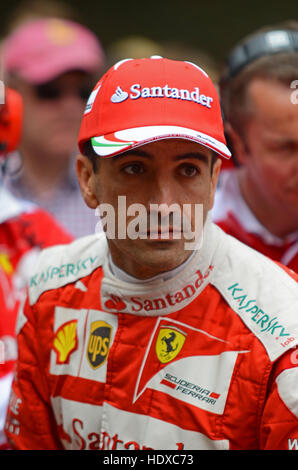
4;0;77;30
0;87;72;449
213;21;298;272
106;34;164;67
1;15;105;238
106;34;219;81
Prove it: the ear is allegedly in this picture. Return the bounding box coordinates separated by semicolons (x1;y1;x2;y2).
76;154;99;209
208;157;222;210
225;122;249;166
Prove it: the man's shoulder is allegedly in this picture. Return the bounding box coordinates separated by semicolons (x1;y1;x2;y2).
28;233;107;305
216;226;297;281
212;227;298;361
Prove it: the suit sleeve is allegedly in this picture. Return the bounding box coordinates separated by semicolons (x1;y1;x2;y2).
4;294;63;450
260;347;298;450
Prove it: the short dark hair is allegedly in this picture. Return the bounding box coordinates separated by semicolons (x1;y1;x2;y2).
210;152;218;173
82;140;218;174
220;21;298;137
82;140;100;172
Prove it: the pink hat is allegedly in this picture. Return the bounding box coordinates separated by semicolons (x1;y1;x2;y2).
78;57;231;159
2;18;105;84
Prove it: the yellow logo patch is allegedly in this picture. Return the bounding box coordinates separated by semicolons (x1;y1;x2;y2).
0;253;13;275
155;327;187;364
87;321;112;369
53;320;78;364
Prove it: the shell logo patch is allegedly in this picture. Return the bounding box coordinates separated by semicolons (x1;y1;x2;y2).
53;320;78;364
155;326;187;364
87;321;112;369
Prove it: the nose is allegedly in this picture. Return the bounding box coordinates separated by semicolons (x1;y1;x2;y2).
145;176;183;234
147;174;179;216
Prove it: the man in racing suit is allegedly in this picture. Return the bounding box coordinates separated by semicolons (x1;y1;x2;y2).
5;57;298;450
0;89;72;449
213;24;298;272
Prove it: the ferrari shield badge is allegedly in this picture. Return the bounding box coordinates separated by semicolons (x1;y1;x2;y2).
155;326;186;364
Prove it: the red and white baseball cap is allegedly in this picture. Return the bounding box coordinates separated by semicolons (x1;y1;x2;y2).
78;56;231;159
3;18;104;84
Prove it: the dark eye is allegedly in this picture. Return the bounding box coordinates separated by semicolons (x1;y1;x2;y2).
122;162;145;175
269;141;296;155
179;164;199;177
279;143;295;153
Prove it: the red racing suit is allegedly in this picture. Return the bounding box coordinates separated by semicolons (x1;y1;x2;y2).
0;186;72;448
213;169;298;272
4;220;298;450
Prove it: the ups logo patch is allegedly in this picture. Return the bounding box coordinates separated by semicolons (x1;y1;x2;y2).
87;321;112;369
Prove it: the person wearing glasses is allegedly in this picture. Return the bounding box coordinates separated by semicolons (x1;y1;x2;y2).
0;87;72;449
2;17;105;238
4;57;298;450
213;22;298;273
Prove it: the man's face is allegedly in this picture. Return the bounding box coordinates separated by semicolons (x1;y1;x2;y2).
78;139;221;279
16;71;93;159
239;78;298;213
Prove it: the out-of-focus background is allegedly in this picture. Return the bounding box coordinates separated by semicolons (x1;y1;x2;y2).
1;0;298;76
1;2;298;450
1;0;298;240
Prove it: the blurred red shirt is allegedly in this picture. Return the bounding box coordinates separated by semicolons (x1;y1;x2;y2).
0;186;72;448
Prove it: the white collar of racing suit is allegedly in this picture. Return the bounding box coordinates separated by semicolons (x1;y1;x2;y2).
101;214;218;316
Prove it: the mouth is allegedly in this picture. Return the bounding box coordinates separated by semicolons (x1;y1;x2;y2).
139;226;185;240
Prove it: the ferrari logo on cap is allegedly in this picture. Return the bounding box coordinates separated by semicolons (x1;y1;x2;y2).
156;326;187;364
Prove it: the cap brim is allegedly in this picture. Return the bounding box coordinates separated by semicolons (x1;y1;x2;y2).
91;125;231;159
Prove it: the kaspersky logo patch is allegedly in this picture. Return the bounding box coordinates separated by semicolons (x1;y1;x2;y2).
228;282;292;341
87;321;112;369
53;320;78;364
156;326;187;364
